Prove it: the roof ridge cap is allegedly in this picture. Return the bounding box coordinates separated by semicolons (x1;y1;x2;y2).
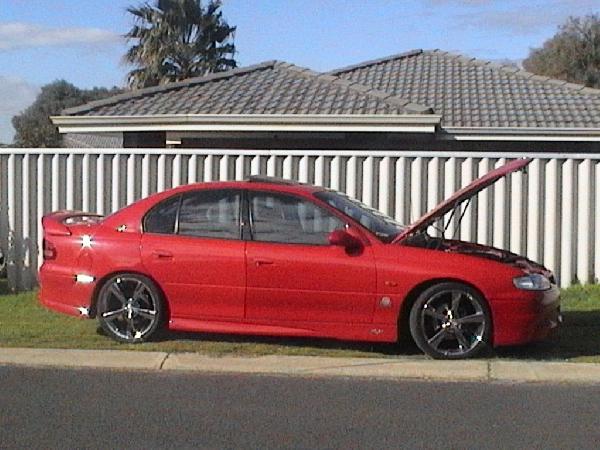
327;49;423;75
275;62;434;114
425;49;600;96
62;61;280;115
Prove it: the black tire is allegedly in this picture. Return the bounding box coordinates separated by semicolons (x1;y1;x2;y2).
0;248;6;278
409;282;491;359
96;273;163;344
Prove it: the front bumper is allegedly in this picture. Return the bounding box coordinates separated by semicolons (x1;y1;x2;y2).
492;284;561;347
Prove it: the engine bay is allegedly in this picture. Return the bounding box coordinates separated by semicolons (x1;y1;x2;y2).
403;231;554;280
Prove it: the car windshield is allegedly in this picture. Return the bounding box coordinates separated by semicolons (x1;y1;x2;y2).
315;190;405;243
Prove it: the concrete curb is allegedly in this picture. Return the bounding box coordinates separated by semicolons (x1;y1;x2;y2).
0;348;168;370
1;348;600;384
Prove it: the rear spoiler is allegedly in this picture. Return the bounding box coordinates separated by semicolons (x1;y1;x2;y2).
42;211;104;236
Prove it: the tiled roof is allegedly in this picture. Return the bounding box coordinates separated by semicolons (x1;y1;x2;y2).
63;61;433;117
330;49;600;128
62;133;123;148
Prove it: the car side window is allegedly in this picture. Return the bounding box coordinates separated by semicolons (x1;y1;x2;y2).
178;190;241;240
144;194;180;234
249;192;344;245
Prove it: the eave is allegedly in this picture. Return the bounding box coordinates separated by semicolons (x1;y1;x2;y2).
442;127;600;142
51;114;442;134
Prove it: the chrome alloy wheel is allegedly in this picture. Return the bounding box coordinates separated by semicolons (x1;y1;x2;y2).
420;290;487;357
409;283;491;359
97;275;161;343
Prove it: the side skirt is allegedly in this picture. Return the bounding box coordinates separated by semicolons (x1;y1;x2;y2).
167;318;398;343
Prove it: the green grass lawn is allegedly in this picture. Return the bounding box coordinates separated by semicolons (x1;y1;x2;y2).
1;278;599;361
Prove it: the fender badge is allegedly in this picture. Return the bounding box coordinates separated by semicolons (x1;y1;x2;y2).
116;224;127;232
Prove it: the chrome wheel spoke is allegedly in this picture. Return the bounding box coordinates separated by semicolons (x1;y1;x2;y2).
102;308;126;320
456;312;485;325
427;328;448;349
132;281;146;302
423;307;445;321
126;317;136;339
133;308;156;320
454;328;470;349
109;282;128;305
451;292;461;314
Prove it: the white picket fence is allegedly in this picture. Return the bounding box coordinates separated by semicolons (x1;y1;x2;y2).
1;148;599;290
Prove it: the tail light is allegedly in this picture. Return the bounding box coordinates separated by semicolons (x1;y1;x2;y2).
43;239;57;260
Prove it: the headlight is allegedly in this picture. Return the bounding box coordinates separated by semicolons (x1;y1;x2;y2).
513;273;551;291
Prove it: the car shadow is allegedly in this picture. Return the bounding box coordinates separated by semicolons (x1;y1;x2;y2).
159;331;423;357
96;310;599;360
112;325;422;357
493;310;600;360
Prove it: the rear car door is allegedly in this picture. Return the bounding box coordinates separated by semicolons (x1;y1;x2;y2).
245;190;377;324
140;189;246;320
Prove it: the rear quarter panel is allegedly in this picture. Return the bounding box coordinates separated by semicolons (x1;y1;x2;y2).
40;213;147;316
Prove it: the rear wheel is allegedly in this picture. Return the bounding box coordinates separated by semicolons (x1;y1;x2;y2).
97;274;163;343
409;282;491;359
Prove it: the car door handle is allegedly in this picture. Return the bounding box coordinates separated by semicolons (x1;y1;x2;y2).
152;250;173;259
254;259;274;267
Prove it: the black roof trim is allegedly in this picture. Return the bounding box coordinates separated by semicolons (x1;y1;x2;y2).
246;175;305;186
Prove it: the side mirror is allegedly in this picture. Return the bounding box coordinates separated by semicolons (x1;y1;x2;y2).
328;229;362;251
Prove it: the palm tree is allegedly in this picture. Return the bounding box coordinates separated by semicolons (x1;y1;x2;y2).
124;0;237;89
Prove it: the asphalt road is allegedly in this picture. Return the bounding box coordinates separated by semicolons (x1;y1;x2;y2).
1;366;600;449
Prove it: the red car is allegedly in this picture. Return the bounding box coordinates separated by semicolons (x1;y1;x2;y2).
39;158;560;359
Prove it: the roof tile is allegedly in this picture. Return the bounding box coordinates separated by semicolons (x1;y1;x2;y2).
331;49;600;128
65;61;433;117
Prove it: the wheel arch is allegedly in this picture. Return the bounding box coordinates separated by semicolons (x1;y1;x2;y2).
89;270;171;323
397;277;493;346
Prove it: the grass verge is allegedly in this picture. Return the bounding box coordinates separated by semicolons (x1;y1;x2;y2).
0;279;599;361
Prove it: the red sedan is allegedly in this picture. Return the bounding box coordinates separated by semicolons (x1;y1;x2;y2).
39;158;560;359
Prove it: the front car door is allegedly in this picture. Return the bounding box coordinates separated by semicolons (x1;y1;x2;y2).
245;190;377;324
140;188;246;321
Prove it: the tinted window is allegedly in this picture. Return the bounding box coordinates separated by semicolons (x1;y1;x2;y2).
178;190;241;239
315;190;404;243
144;195;180;234
250;192;344;245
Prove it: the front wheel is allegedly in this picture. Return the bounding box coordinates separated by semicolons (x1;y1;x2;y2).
97;273;163;343
409;282;491;359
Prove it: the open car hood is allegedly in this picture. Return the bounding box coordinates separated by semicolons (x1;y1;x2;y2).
392;158;532;244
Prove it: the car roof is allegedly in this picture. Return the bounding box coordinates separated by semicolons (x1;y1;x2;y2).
166;176;325;196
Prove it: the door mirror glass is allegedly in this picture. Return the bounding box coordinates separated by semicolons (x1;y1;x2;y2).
328;229;362;250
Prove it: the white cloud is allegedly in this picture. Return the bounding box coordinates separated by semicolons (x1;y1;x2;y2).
451;0;600;35
0;22;120;51
0;76;40;144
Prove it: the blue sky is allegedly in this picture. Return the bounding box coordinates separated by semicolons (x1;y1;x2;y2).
1;0;598;143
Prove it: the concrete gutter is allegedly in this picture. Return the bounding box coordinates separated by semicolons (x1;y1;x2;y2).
1;348;600;385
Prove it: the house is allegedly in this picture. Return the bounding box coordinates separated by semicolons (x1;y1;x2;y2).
51;49;600;152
